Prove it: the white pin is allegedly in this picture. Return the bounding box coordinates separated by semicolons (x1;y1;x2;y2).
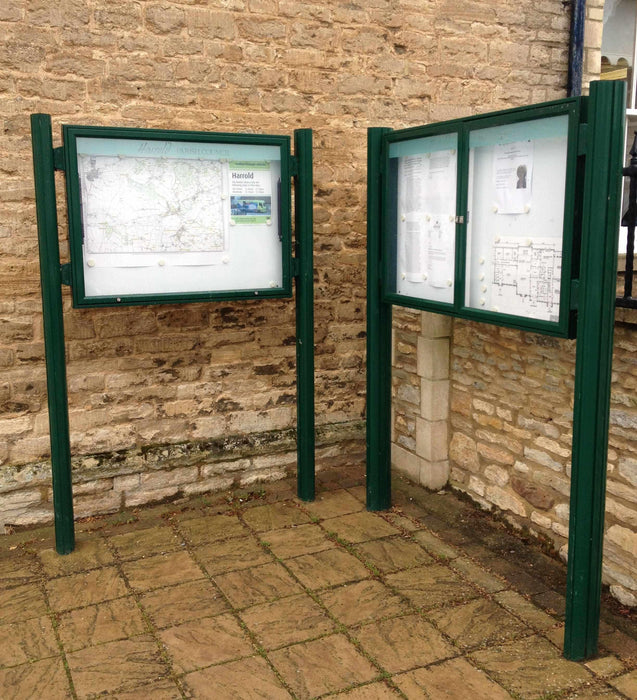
266;219;272;226
222;256;230;264
158;259;165;267
87;259;96;267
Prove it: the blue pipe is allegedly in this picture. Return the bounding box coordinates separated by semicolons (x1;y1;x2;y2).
568;0;586;97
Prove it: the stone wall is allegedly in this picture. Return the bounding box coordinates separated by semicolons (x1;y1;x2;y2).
2;0;579;525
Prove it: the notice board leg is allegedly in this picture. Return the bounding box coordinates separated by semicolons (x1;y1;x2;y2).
294;128;315;502
564;81;625;660
30;114;75;555
366;128;392;511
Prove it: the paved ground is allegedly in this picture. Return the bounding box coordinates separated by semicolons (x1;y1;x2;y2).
1;463;636;699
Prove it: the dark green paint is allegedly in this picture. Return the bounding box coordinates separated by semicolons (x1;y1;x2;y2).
366;128;393;511
564;80;625;661
30;114;75;555
294;129;315;502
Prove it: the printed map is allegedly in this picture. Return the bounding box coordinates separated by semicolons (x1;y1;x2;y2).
77;155;226;254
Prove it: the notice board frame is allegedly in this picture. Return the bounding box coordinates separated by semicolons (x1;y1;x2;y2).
381;98;582;339
62;124;293;308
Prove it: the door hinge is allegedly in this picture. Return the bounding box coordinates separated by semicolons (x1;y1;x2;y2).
578;124;588;156
570;279;579;310
289;155;299;178
60;263;72;286
53;147;65;171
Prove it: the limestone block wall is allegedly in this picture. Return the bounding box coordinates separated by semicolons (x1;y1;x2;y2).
0;0;581;526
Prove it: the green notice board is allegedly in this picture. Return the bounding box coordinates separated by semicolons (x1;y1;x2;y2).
63;126;292;307
383;98;581;338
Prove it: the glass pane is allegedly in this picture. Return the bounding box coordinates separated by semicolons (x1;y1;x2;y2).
388;133;458;305
464;115;569;323
73;136;284;298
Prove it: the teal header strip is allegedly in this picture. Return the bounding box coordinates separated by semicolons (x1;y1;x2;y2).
469;114;569;149
389;132;458;159
76;137;281;161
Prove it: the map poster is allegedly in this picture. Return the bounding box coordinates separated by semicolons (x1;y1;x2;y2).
77;152;228;267
229;161;273;225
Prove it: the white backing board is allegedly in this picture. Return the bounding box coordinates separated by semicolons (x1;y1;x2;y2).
465;115;569;322
390;133;458;305
74;137;285;298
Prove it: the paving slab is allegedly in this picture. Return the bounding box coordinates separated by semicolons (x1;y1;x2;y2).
184;655;293;699
355;613;455;673
385;563;478;609
0;615;59;666
139;578;229;629
354;536;434;573
300;488;365;520
0;471;634;700
240;593;334;650
57;596;146;651
159;613;254;673
262;523;336;559
214;561;304;608
242;501;311;532
0;656;72;700
269;633;379;699
394;656;512;699
285;547;370;590
45;566;128;611
66;635;167;699
319;579;409;627
470;634;594;699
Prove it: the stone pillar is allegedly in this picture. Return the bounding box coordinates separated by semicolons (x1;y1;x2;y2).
391;310;451;490
416;312;451;489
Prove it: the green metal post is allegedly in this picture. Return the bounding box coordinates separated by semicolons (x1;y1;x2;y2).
366;128;392;510
30;114;75;554
294;129;315;501
564;81;625;660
